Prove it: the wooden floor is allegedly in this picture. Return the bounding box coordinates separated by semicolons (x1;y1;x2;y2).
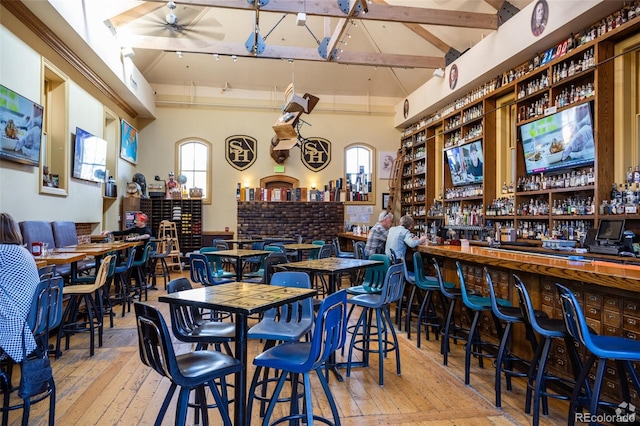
4;272;569;425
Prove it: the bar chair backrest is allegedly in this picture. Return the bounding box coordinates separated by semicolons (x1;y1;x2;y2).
556;284;594;351
306;289;348;370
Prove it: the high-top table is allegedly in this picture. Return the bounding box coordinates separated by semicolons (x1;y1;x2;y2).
282;257;383;294
211;249;271;281
158;282;316;426
283;243;321;261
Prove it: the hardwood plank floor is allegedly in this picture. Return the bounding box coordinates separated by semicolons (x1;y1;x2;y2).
3;273;569;425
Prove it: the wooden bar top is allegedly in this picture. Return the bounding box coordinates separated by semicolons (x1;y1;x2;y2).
417;244;640;293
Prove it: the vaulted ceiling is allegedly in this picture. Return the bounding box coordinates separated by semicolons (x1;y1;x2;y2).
100;0;535;99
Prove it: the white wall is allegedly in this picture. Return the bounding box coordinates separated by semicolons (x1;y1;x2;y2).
138;105;400;233
1;23;125;227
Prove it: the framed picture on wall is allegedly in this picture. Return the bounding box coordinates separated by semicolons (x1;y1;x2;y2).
379;151;396;179
382;193;390;210
120;119;138;164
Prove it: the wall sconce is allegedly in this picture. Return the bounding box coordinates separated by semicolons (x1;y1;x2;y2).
433;68;445;78
121;46;135;58
311;183;316;190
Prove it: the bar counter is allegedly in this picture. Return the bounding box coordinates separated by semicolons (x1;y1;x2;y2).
417;244;640;293
339;231;640;405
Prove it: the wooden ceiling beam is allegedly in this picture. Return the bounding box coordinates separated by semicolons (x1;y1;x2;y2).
126;34;444;68
106;3;164;29
135;0;499;29
368;0;451;54
484;0;506;10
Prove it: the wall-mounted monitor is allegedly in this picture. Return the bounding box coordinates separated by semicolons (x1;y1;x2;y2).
72;127;107;183
520;102;595;175
595;219;625;244
0;84;43;167
445;140;484;186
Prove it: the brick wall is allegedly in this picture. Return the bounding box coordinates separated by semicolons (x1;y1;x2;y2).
237;202;344;242
75;223;93;244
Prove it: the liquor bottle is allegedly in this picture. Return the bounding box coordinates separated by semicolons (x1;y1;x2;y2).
236;183;241;201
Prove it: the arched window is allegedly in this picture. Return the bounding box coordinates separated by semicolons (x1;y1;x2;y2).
177;139;211;204
344;143;374;203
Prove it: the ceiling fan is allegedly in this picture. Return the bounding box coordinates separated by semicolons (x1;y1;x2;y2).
164;1;186;32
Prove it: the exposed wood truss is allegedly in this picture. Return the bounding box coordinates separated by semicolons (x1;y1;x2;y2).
107;0;512;69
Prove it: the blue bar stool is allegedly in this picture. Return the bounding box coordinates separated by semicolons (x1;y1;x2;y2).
456;261;512;386
246;272;313;419
557;283;640;426
133;302;242;426
514;275;589;426
251;290;347;426
345;262;404;385
485;268;547;407
431;258;472;366
405;252;452;347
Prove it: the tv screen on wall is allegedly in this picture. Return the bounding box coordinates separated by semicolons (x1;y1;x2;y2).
445;140;484;187
0;84;43;167
72;127;107;183
520;102;595;175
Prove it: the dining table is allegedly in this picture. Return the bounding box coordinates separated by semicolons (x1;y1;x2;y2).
53;241;143;283
37;252;88;282
282;257;383;294
211;249;272;281
224;238;264;249
158;282;316;426
283;243;321;261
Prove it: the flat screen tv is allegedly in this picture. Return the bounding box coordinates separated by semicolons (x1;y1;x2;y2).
520;102;595;175
0;84;43;166
595;219;625;244
445;140;484;186
72;127;107;183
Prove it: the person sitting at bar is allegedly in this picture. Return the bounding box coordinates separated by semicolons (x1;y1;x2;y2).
0;212;40;363
364;211;393;258
101;212;151;242
385;214;427;261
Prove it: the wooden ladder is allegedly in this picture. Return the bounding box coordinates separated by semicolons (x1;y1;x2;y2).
158;220;183;271
386;147;405;214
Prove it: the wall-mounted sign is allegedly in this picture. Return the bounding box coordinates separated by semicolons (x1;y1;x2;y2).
301;138;331;172
225;135;257;171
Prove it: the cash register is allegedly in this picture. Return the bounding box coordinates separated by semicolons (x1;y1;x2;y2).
588;219;626;255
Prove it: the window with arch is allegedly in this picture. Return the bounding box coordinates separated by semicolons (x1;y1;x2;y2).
344;143;374;203
177;139;211;204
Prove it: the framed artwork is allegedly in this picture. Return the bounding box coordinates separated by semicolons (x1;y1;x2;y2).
449;64;458;90
120;119;138;164
382;193;390;210
531;0;548;37
379;150;396;179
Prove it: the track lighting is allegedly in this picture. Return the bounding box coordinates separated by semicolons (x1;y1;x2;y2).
176;51;183;59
